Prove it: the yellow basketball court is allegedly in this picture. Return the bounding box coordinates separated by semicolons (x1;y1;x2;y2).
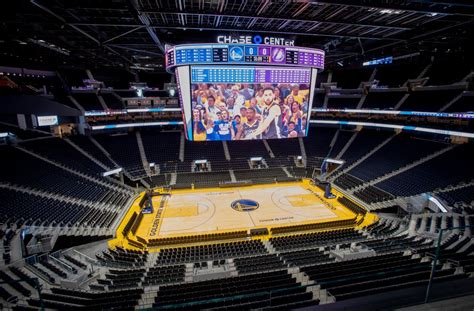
110;179;377;251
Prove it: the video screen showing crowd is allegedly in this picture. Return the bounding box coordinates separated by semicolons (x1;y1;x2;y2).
191;83;310;141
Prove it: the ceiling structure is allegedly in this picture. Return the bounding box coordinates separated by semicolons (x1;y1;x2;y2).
4;0;474;71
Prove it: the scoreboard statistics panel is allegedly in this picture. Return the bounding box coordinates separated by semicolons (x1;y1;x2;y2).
166;44;325;71
169;43;323;141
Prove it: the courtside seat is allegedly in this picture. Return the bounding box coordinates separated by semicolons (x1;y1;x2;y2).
148;230;248;247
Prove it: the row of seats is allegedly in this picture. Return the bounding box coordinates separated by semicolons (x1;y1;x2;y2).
234;254;286;274
156;240;267;265
0;188;116;228
270;218;357;235
337;197;367;215
27;287;143;310
334;173;364;190
376;143;474;198
348;134;446;182
147;230;248;247
153;269;316;310
354;185;395;204
270;228;363;251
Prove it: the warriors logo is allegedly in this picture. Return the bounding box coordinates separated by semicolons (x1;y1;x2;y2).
231;199;259;212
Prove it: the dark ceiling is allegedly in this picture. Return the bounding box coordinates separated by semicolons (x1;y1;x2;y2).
3;0;474;72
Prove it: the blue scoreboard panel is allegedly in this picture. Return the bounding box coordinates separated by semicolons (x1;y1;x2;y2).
166;44;325;73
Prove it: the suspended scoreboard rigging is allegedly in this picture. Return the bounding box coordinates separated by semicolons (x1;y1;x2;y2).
166;43;325;141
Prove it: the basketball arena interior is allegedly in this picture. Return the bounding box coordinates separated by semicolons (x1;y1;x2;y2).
1;1;474;310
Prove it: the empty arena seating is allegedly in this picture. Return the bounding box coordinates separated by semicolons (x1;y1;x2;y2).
143;264;186;286
21;138;105;175
301;252;465;301
303;127;337;158
362;235;429;253
156;240;267;265
0;188;116;228
153;269;317;310
147;230;248;247
1;146;130;215
334;173;364;190
270;228;363;251
337;129;393;170
354;185;395;204
337;197;366;215
28;287;144;310
376;143;474;197
63;255;87;270
184;140;226;163
234;254;286;274
227;139;269;159
68;135;117;169
348;134;446;182
96;268;145;290
94;133;146;179
233;168;288;182
0;270;31;297
175;171;231;187
279;248;334;266
140;130;181;166
266;138;301;158
96;247;148;267
327;130;354;158
437;185;474;208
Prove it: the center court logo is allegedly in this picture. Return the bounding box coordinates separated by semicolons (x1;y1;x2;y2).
231;199;259;212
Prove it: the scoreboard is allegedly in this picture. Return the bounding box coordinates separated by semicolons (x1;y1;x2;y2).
166;43;325;72
169;42;325;141
190;66;312;84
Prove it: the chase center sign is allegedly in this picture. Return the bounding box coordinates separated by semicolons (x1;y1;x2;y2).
217;35;295;46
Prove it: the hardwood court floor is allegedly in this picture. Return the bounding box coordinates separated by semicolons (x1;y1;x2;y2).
136;180;355;239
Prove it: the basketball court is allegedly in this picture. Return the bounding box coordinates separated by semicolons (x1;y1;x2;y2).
148;182;347;237
110;179;376;250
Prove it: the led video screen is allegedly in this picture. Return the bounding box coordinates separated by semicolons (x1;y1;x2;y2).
178;65;317;141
